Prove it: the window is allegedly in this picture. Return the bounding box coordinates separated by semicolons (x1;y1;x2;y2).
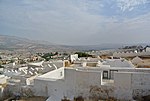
60;71;63;76
103;71;108;79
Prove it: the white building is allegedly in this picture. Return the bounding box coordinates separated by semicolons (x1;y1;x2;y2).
146;46;150;52
102;59;134;67
131;56;143;65
113;51;150;58
33;58;150;101
34;67;102;101
28;61;44;67
70;54;78;62
0;75;7;85
34;66;150;101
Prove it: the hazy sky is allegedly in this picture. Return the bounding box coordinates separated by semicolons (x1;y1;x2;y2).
0;0;150;45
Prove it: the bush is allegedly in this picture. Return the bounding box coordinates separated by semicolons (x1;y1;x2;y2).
0;65;4;68
75;52;92;57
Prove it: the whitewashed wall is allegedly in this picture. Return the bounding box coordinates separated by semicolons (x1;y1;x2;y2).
70;54;78;62
114;72;150;100
113;51;150;57
114;72;132;100
146;47;150;52
34;68;102;100
63;68;103;99
34;67;150;100
0;75;6;84
38;67;64;79
132;73;150;99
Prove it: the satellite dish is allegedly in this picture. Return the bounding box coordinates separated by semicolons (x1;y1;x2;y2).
13;62;16;67
35;72;38;75
48;64;52;68
35;68;39;71
53;64;57;69
29;71;33;75
31;67;34;71
15;70;18;73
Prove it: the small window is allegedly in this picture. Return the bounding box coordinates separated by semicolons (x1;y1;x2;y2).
103;71;108;79
60;71;63;76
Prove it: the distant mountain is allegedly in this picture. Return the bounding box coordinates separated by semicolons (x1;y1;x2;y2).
0;35;148;53
0;35;123;52
0;35;74;53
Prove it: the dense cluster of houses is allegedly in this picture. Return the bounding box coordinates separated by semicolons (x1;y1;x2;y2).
0;48;150;101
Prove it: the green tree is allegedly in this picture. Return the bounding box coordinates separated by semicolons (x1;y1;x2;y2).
0;65;4;68
75;52;92;57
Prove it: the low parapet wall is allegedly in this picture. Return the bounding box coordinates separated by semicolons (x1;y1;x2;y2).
113;51;150;57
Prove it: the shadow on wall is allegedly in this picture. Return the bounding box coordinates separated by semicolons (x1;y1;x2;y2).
61;96;84;101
